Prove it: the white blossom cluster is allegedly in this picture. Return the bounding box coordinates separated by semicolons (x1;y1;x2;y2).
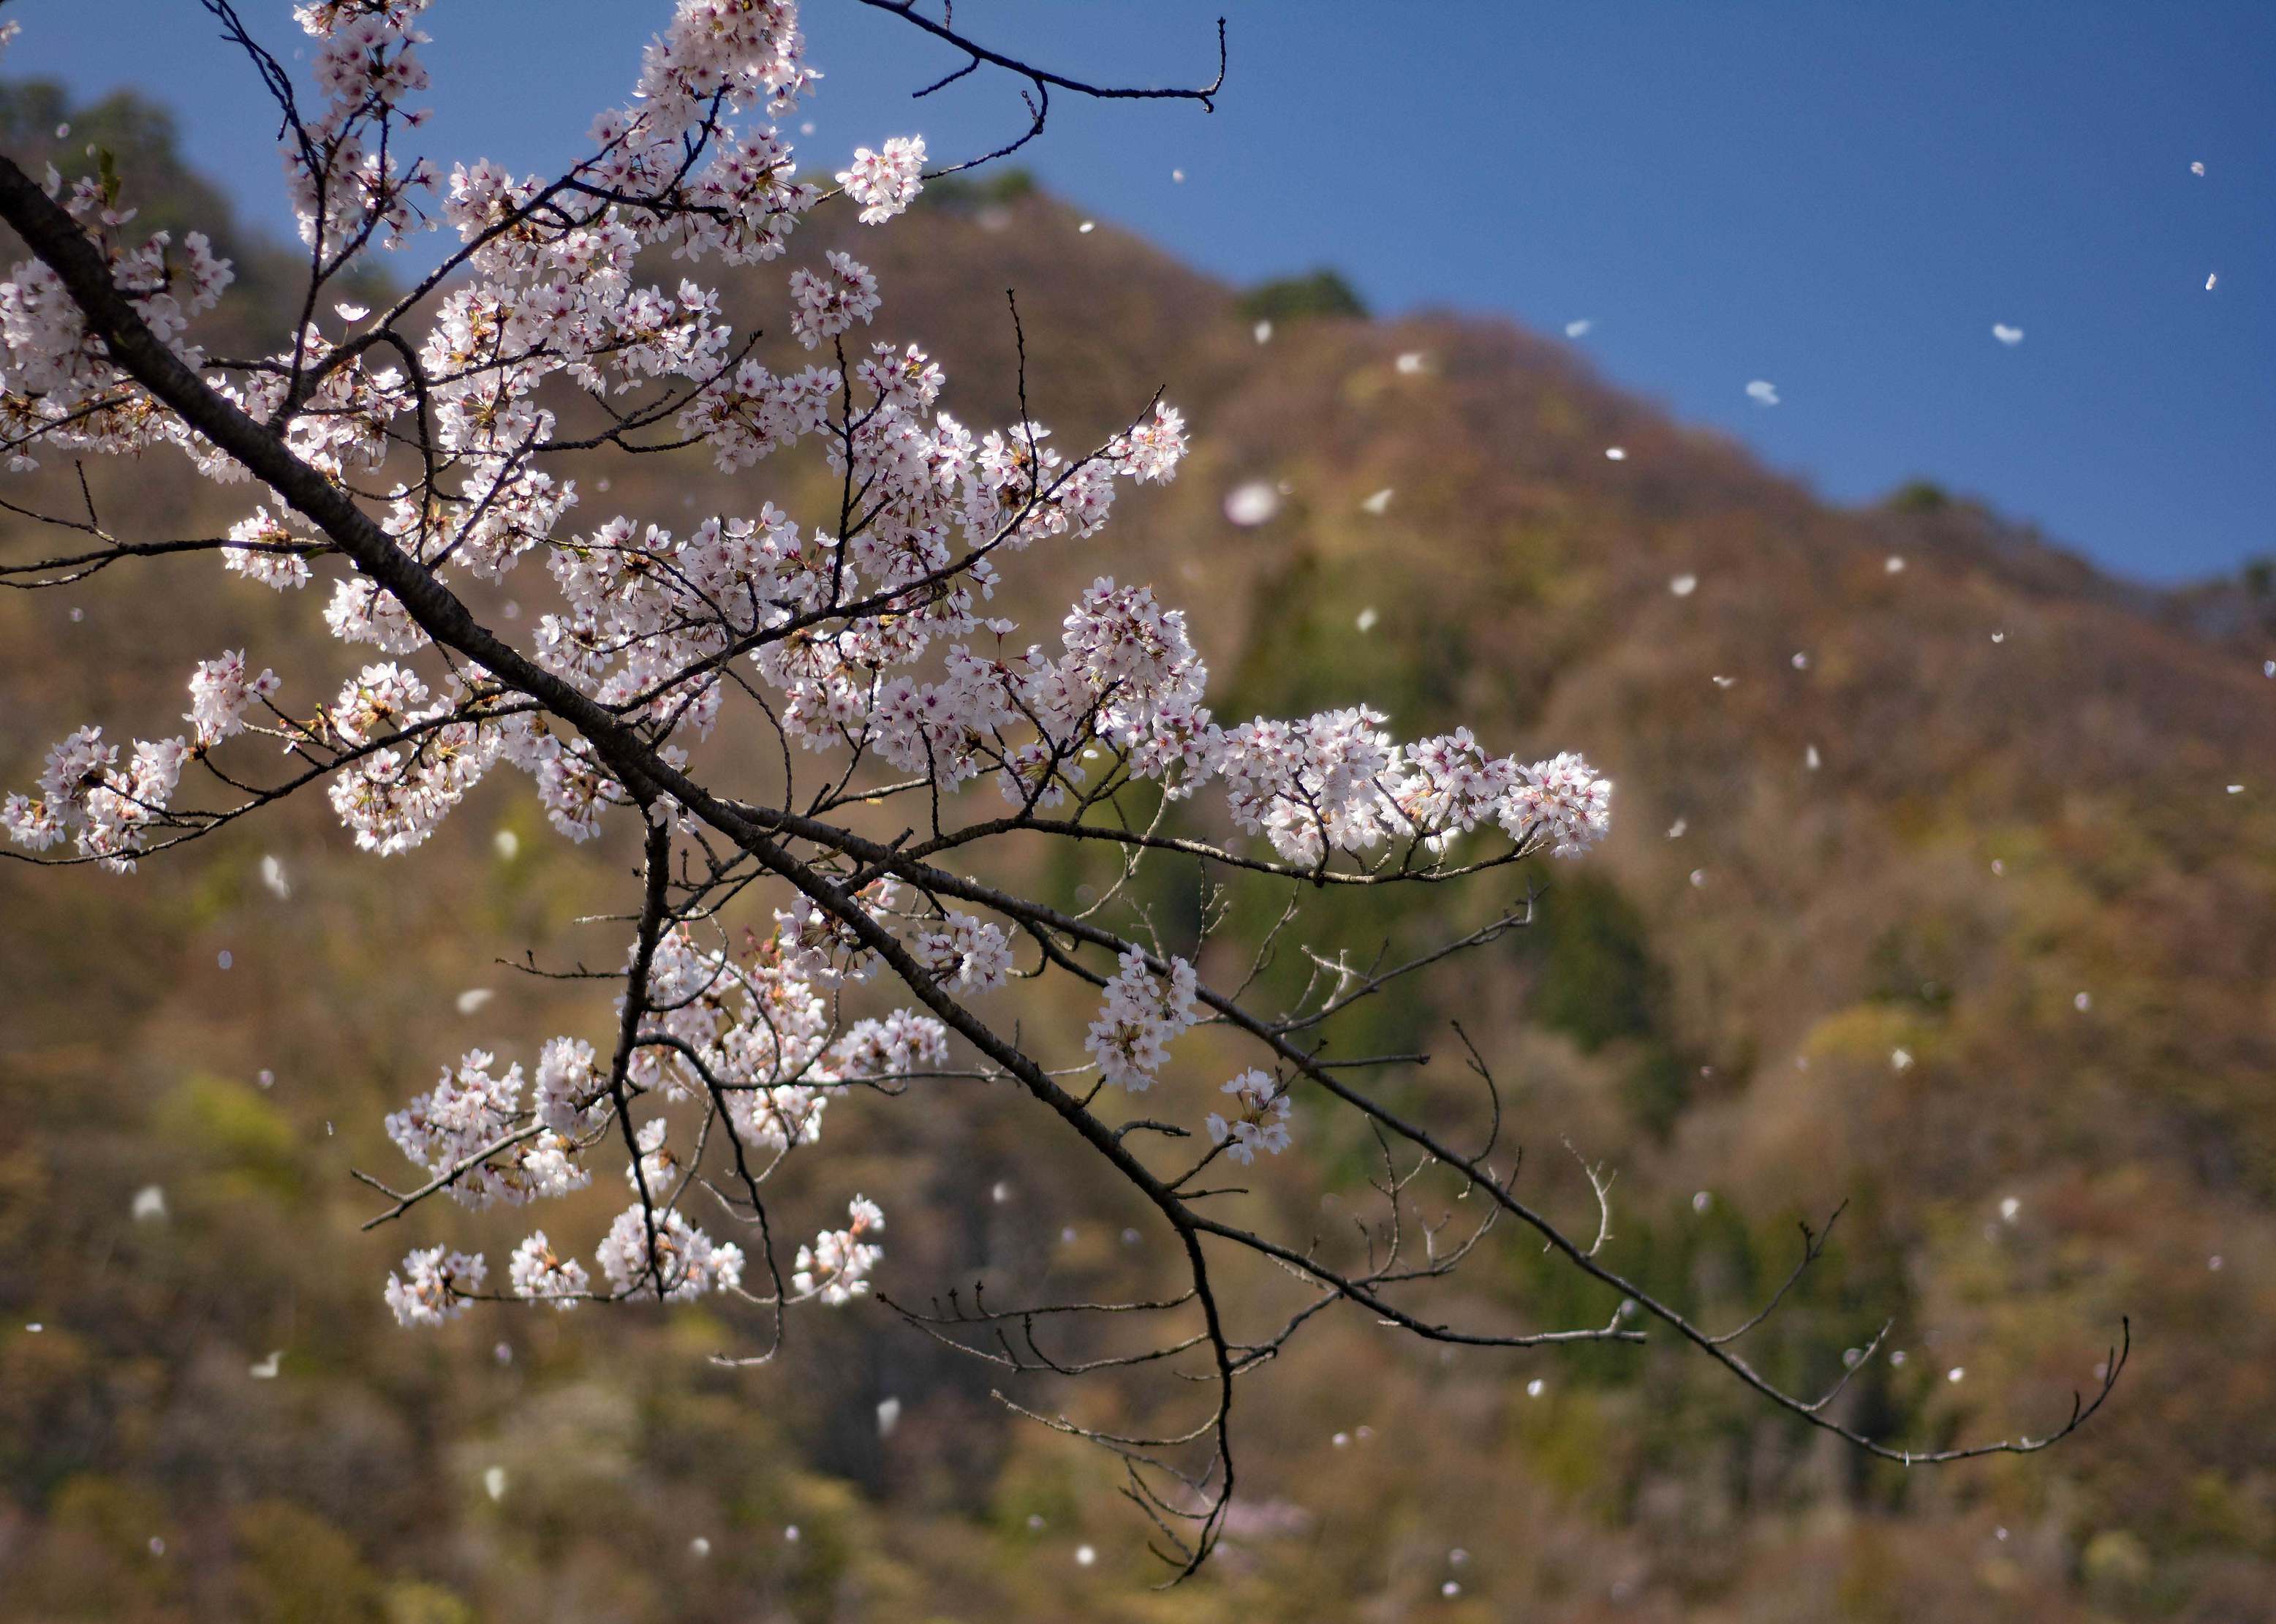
1;726;188;871
369;890;980;1321
382;1245;485;1328
0;0;1612;1345
1206;1068;1293;1165
836;136;926;225
1218;711;1612;868
1086;948;1202;1091
793;1196;884;1304
0;165;232;469
596;1202;744;1302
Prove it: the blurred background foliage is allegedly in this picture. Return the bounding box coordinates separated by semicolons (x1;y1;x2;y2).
3;83;2275;1623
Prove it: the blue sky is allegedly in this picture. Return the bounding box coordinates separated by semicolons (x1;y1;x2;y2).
7;1;2269;583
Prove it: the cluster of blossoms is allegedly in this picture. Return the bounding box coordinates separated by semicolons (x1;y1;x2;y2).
0;170;233;468
370;884;983;1321
0;0;1613;1350
384;1049;591;1210
507;1230;591;1307
793;1196;884;1304
910;911;1015;995
1;726;189;871
382;1245;485;1328
596;1202;744;1302
1206;1069;1293;1165
836;136;926;225
286;0;442;256
186;651;280;747
1086;948;1203;1091
1217;711;1611;868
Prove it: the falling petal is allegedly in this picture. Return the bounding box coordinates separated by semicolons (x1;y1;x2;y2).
260;853;290;899
1394;350;1429;374
1355;606;1380;633
248;1351;281;1379
1745;379;1780;405
1360;487;1394;515
2206;272;2218;291
2190;160;2206;176
483;1466;507;1501
131;1185;167;1223
1886;555;1907;574
876;1397;902;1437
456;988;494;1016
1564;318;1592;339
1223;481;1280;527
1669;573;1698;597
1604;446;1627;461
1252;319;1273;344
1992;324;2024;346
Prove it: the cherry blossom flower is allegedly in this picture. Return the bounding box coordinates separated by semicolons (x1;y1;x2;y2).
837;135;925;224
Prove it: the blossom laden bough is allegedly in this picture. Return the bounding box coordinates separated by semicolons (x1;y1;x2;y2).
0;0;2122;1585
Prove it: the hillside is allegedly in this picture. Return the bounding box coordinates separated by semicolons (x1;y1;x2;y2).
4;91;2275;1623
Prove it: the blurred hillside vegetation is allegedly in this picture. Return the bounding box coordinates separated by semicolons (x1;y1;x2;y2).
4;80;2275;1624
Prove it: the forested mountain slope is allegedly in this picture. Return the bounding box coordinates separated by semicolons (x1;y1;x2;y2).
4;90;2273;1623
